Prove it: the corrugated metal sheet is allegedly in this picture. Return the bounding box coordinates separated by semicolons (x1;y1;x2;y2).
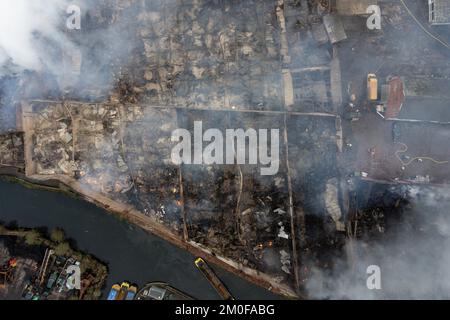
385;76;405;119
323;14;347;44
429;0;450;25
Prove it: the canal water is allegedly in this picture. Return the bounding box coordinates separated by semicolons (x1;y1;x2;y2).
0;179;279;300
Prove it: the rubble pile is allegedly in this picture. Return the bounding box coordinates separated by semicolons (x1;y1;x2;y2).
1;0;449;299
7;0;362;295
284;0;335;113
287;115;342;270
179;110;241;252
32;103;75;175
124;107;183;230
135;0;284;110
233;113;293;280
29;101;133;200
0;133;24;169
75;103;133;198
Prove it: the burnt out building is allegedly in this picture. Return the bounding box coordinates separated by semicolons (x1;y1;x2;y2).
6;0;450;300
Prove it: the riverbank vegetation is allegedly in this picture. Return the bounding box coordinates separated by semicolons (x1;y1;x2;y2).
0;223;108;300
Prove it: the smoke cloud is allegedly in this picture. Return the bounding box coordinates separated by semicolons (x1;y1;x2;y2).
0;0;155;136
0;0;70;74
306;185;450;299
0;0;143;101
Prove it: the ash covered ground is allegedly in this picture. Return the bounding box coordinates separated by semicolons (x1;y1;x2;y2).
1;0;450;299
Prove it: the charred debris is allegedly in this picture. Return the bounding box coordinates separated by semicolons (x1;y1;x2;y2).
1;0;450;298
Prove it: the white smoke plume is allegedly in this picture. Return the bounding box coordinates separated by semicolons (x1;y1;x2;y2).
0;0;71;74
306;185;450;299
0;0;143;95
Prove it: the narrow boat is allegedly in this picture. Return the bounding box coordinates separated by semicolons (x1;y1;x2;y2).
116;282;130;300
194;258;234;300
135;282;194;300
107;284;121;300
126;284;138;300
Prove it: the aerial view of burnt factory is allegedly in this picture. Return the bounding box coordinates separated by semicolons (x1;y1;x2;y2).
1;0;450;303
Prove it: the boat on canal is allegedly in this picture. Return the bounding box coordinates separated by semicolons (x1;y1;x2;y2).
135;282;194;300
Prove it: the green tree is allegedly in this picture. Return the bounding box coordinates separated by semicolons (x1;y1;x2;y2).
24;230;41;246
50;228;65;243
54;242;71;256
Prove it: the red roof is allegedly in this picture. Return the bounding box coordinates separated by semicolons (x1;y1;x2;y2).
385;76;405;119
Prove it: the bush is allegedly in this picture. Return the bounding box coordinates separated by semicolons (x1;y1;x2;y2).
50;228;66;243
24;230;41;246
54;242;71;256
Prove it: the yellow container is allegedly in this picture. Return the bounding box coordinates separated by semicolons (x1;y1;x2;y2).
367;74;378;101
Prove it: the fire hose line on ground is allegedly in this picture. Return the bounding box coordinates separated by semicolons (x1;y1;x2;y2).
395;142;449;166
399;0;450;50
